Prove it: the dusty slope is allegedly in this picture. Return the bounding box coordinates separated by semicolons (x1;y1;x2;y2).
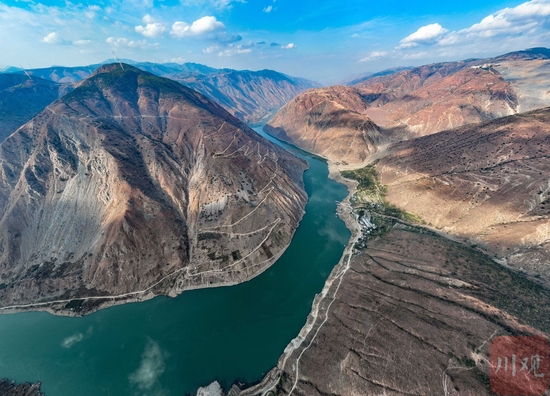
264;86;382;165
355;48;550;138
0;64;307;315
245;225;550;396
0;74;68;143
378;107;550;280
495;59;550;113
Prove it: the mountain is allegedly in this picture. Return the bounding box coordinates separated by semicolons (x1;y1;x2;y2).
0;74;69;143
264;86;382;165
0;64;307;315
357;63;518;138
263;48;550;162
355;47;550;137
254;224;550;396
3;61;318;124
167;68;317;124
343;66;413;86
378;107;550;279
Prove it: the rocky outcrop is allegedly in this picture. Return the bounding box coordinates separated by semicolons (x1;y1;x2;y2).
0;379;43;396
243;225;550;395
0;64;308;315
264;86;382;165
0;74;68;143
378;107;550;280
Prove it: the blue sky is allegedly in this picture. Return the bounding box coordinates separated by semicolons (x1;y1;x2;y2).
0;0;549;83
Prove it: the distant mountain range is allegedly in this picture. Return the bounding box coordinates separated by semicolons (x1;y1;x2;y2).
2;60;318;125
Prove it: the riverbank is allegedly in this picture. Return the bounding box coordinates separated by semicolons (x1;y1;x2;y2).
238;150;550;395
238;160;365;396
0;215;301;317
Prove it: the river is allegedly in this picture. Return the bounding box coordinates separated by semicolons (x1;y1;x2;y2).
0;126;350;396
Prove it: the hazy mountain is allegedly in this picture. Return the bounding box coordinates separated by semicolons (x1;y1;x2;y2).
3;61;318;124
0;64;307;315
0;74;69;143
342;66;413;86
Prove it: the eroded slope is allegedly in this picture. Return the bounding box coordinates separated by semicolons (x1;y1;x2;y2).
0;64;307;315
244;226;550;396
264;86;382;165
378;108;550;280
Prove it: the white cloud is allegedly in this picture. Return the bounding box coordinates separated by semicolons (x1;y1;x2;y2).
403;51;429;60
218;45;252;56
181;0;245;9
170;57;186;63
74;39;91;46
398;23;448;49
393;0;550;56
41;32;65;45
61;333;84;348
203;44;220;54
442;0;550;43
129;340;166;392
170;16;225;38
263;5;273;12
281;43;296;49
135;14;165;38
61;327;93;349
106;36;159;49
359;50;388;62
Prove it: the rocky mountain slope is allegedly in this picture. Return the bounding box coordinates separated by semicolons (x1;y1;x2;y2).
0;64;307;315
168;68;316;124
377;107;550;280
243;225;549;396
0;74;68;143
264;48;550;164
355;47;550;137
4;61;317;124
357;64;518;138
264;86;382;165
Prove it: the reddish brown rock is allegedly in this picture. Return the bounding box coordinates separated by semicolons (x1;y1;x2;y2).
265;86;382;165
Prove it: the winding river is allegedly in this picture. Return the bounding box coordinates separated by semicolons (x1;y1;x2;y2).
0;126;350;396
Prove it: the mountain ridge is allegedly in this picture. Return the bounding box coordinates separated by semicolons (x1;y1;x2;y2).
2;60;318;124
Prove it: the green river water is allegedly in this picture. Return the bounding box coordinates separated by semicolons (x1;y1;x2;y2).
0;127;351;396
